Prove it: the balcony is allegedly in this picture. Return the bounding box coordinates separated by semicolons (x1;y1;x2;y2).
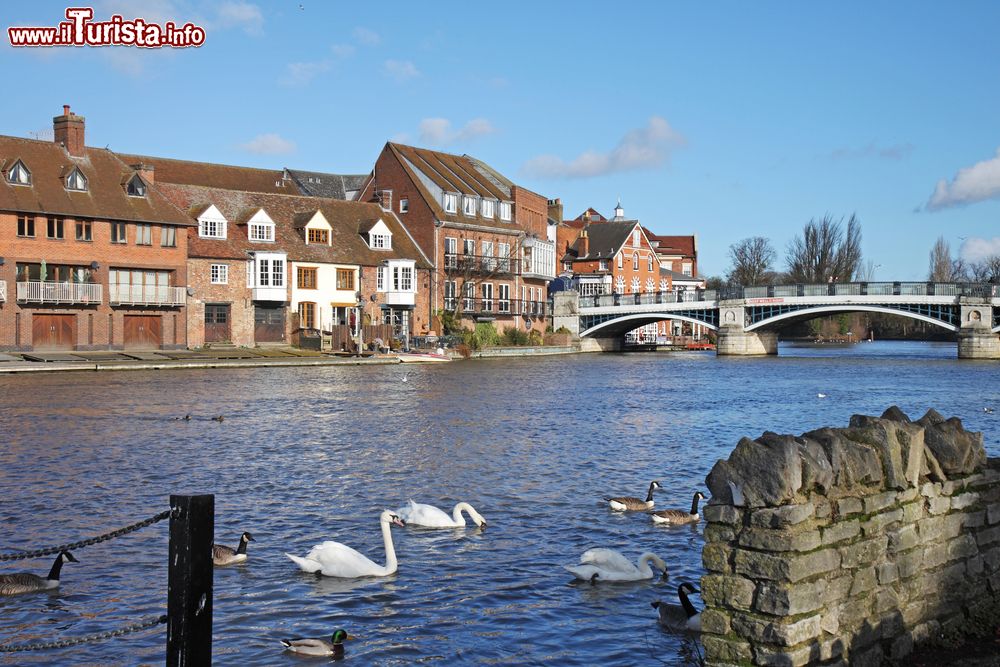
443;253;520;276
443;298;548;318
0;280;5;302
383;289;416;307
17;281;102;304
520;238;557;281
252;285;287;302
110;284;187;306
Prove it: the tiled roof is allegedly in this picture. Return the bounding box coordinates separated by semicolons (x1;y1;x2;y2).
117;152;296;194
0;136;193;226
286;169;369;200
659;267;703;283
561;221;640;262
647;231;696;256
154;182;431;269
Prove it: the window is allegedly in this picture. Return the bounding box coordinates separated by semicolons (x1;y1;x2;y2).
631;277;640;293
599;259;608;271
648;256;653;272
298;302;316;328
444;193;458;213
664;260;673;271
482;199;495;218
463;281;475;311
336;268;354;290
498;242;511;271
8;160;30;185
463;196;477;216
211;264;229;284
482;241;494;270
563;261;572;271
499;201;512;221
392;264;413;291
482;282;494;311
615;276;625;293
463;239;475;256
199;218;226;239
66;168;88;192
632;229;640;247
161;226;176;247
444;237;458;269
399;198;409;213
632;253;639;270
307;228;329;244
271;259;285;287
136;223;152;245
370;233;391;249
646;278;655;292
111;222;127;244
444;280;457;310
249;222;274;242
498;283;510;313
660;278;668;291
682;262;693;276
617;253;623;269
109;269;169;302
126;175;146;197
17;214;35;237
76;220;91;242
377;266;386;291
47;217;64;239
297;266;317;289
257;258;286;287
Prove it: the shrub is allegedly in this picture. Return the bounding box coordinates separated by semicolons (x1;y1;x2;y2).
437;309;463;335
474;322;502;348
556;326;571;334
502;327;529;346
528;330;544;346
454;343;472;359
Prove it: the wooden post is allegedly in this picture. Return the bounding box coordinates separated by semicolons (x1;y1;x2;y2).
167;494;214;666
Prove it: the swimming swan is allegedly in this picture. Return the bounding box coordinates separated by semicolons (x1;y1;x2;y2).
564;548;667;582
285;510;406;578
396;500;486;528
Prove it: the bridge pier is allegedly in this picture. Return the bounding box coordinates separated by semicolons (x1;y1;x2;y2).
551;292;580;337
578;337;623;352
716;326;778;356
957;302;1000;359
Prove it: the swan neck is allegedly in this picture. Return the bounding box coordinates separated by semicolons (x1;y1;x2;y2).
381;518;397;573
637;552;659;577
452;503;472;526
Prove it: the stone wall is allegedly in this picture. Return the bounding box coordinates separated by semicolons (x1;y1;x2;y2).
700;407;1000;666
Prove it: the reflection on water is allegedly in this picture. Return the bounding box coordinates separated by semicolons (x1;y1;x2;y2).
0;341;998;665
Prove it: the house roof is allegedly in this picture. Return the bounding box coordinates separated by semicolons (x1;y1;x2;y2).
154;182;431;269
0;136;194;226
117;152;296;195
286;169;369;200
647;231;696;256
561;220;640;262
660;267;704;284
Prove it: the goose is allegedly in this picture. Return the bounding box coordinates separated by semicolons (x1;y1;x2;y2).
605;481;661;511
0;551;78;595
652;582;702;632
564;548;667;583
212;415;225;422
280;628;354;657
213;531;254;566
396;500;486;528
286;510;406;578
651;492;706;525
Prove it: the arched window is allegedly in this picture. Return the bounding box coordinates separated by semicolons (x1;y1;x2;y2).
646;278;654;293
631;277;640;293
615;276;625;293
632;252;638;270
659;278;668;292
647;256;653;272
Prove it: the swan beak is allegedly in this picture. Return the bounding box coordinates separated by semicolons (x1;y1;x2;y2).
660;570;669;580
392;517;406;527
479;520;487;528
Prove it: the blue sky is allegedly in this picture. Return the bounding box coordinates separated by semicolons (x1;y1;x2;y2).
2;1;1000;279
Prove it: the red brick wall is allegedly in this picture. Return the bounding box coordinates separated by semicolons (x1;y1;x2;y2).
359;146;437;261
511;186;548;239
186;257;254;347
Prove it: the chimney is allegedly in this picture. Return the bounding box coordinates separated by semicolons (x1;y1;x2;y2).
579;228;589;258
53;105;85;156
133;162;155;183
547;198;563;225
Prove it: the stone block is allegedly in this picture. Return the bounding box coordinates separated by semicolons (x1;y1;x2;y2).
750;503;815;528
840;535;887;568
897;487;919;503
814;499;832;519
964;510;986;528
754;580;826;616
897;549;924;579
846;416;908;490
701;574;755;610
902;501;924;523
877;562;899;585
863;489;898;514
731;612;821;647
849;644;884;667
952;491;980;510
917;409;987;476
822;575;853;605
706;434;804;508
976;525;1000;547
704;503;743;525
703;543;735;572
704;524;737;543
702;635;752;664
752;642;819;667
890;634;914;661
876;587;900;615
941;480;957;496
988;502;1000;525
928;496;951;515
820;637;845;662
806;426;883;489
901;601;925;626
924;543;948;569
921;481;941;498
967;554;984;576
861;507;903;535
821;520;860;546
735;547;840;583
820;610;839;635
838;597;872;633
942;513;965;539
911;619;940;644
982;546;1000;570
837;497;863;516
739;527;822;552
947;534;978;561
699;608;731;635
887;524;919;553
880;610;904;638
850;566;877;596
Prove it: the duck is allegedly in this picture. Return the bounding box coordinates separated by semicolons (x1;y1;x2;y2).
211;415;225;422
605;481;661;511
280;628;354;657
286;510;406;578
817;393;827;398
564;548;668;583
985;407;995;415
213;531;254;566
0;551;78;595
651;491;706;525
652;582;702;632
395;500;487;528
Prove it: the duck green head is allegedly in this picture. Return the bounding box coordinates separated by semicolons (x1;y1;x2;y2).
331;629;354;645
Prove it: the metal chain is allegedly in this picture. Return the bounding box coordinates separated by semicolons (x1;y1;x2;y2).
0;509;174;561
0;614;167;652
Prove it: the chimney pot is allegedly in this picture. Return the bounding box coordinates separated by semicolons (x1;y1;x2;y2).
63;104;70;115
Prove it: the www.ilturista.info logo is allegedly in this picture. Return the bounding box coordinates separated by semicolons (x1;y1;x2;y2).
8;7;205;48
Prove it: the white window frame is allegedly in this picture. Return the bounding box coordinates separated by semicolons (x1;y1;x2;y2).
498;242;511;272
66;168;88;192
632;252;639;270
615;275;625;293
370;233;392;250
444;280;457;309
599;259;608;271
393;264;414;292
444;193;458;213
617;253;623;269
648;256;653;272
136;223;152;245
463;196;477;217
8;160;30;185
498;283;510;313
482;282;494;311
482;240;494;271
499;201;512;221
659;278;668;291
445;236;458;269
646;278;655;293
482;199;495;218
210;263;228;285
682;262;693;276
631;277;640;293
399;198;409;213
632;229;640;247
377;266;386;291
249;222;274;243
199;217;227;239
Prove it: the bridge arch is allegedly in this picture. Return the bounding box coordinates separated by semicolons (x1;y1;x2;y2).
744;305;958;333
580;312;719;338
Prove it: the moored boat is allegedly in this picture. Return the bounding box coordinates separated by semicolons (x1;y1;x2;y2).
396;352;451;363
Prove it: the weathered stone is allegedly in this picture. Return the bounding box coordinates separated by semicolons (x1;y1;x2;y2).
881;405;911;423
750;503;815;528
837;497;863;516
948;534;978;561
820;609;839;635
923;543;948;569
952;492;980;510
752;642;819;667
891;633;914;661
805;427;883;489
987;502;1000;525
928;496;951;515
739;527;821;552
861;508;903;535
942;480;958;496
735;547;840;583
838;597;872;633
754;581;825;615
863;490;897;514
706;434;804;508
701;574;755;610
840;536;887;568
703;543;735;572
850;566;877;596
922;444;947;483
796;437;835;495
982;546;1000;570
820;637;845;662
888;524;919;553
822;575;853;605
911;619;940;644
963;510;986;528
822;519;860;546
977;525;1000;547
901;500;923;523
901;601;925;626
921;482;941;498
850;643;884;667
897;487;919;503
967;554;984;576
846;415;908;489
916;409;987;476
704;503;743;525
897;549;924;579
814;499;832;519
699;608;731;635
704;524;737;543
877;588;901;615
731;612;822;647
702;635;752;664
877;562;899;585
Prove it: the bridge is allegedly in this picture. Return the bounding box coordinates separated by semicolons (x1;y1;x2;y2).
551;282;1000;358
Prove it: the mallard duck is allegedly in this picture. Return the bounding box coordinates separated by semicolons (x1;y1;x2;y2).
0;551;78;595
651;491;706;525
605;481;661;511
213;531;254;566
652;582;701;632
280;628;354;656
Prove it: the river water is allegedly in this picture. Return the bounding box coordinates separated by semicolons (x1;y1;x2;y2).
1;341;998;666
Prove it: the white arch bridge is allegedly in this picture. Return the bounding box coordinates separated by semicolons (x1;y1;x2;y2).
551;282;1000;358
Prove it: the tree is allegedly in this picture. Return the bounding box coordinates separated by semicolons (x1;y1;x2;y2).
968;255;1000;283
785;214;863;283
927;236;966;282
726;237;776;286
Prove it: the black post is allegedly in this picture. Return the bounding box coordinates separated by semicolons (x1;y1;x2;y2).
167;494;214;667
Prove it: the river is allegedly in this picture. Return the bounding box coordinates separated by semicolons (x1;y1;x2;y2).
1;340;997;665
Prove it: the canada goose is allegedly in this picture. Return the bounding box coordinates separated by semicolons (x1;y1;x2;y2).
0;551;78;595
213;532;254;566
605;481;661;511
652;582;701;632
280;628;354;657
652;492;706;525
212;415;225;422
564;548;668;582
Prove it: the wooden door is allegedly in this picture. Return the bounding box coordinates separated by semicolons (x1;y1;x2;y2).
204;304;230;343
254;306;285;342
124;315;162;348
32;314;76;350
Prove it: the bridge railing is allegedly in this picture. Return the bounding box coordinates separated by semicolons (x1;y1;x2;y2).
579;289;718;308
717;282;998;300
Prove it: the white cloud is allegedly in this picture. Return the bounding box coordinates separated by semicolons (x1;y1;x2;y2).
384;59;420;81
927;148;1000;210
418;118;496;146
216;1;263;35
239;133;296;155
960;237;1000;263
330;43;355;58
521;116;685;179
280;60;330;86
353;27;380;46
831;141;913;161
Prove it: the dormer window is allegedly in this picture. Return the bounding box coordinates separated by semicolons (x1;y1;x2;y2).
443;193;458;213
370;233;391;249
197;205;227;239
7;160;30;185
366;218;393;250
463;196;477;216
307;228;329;244
482;199;496;218
246;209;275;243
126;174;147;197
66;168;88;192
499;201;512;221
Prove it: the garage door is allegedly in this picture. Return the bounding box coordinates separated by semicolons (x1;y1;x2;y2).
254;306;286;343
205;304;230;343
32;314;76;350
124;315;162;348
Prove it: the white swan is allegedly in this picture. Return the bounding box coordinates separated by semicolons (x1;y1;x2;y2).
564;548;667;583
396;500;487;528
285;510;406;578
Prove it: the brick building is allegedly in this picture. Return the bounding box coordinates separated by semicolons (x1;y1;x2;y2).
0;107;193;351
358;143;556;334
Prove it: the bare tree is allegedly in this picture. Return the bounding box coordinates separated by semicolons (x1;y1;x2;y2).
927;236;967;282
727;237;776;286
785;214;863;283
968;255;1000;283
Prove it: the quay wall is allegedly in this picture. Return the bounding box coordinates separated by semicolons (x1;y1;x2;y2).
701;407;1000;666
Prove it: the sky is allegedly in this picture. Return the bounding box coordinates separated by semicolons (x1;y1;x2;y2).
2;1;999;280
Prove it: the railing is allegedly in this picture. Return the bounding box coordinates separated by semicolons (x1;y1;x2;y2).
580;289;718;308
0;280;6;302
717;282;999;300
109;284;187;306
16;281;102;304
443;298;548;317
443;253;521;276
